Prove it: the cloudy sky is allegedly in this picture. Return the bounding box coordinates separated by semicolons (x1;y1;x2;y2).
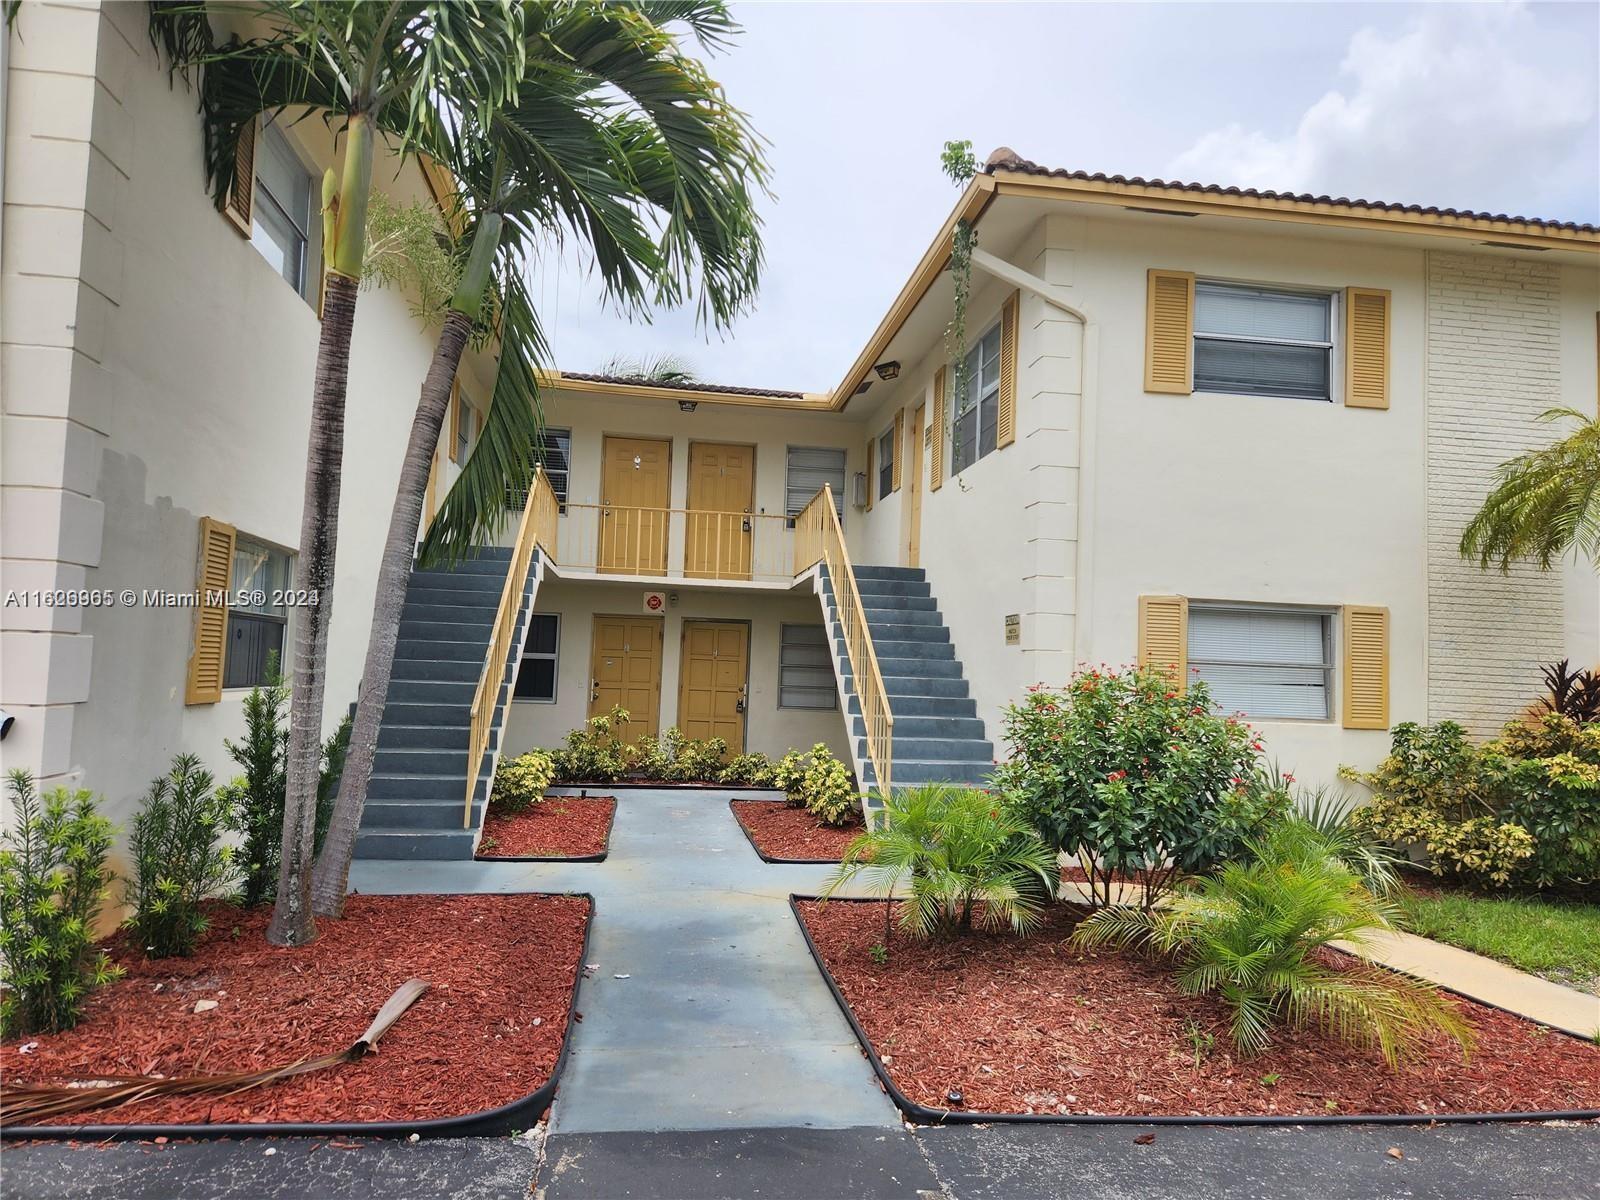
537;1;1599;393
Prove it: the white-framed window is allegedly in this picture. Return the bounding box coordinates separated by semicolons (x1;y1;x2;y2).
250;123;314;298
224;536;294;689
952;320;1002;473
876;425;896;500
537;427;571;510
1193;282;1336;403
1188;603;1335;720
514;613;560;702
778;623;837;710
785;445;846;528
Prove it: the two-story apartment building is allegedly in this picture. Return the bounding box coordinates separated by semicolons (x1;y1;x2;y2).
5;1;1597;860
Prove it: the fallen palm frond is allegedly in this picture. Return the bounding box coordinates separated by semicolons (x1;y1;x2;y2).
2;978;429;1125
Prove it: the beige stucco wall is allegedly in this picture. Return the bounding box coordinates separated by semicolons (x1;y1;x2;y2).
500;576;852;764
1;2;486;830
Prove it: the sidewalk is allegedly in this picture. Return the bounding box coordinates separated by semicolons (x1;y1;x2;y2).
351;787;898;1133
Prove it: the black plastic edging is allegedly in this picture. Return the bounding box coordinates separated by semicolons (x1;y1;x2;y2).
3;893;598;1143
788;895;1600;1129
476;799;618;864
730;800;849;865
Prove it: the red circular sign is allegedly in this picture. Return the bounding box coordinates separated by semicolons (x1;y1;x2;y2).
646;593;664;611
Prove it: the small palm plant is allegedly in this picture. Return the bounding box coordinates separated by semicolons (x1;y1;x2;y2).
1071;821;1473;1067
820;785;1058;938
1289;780;1405;899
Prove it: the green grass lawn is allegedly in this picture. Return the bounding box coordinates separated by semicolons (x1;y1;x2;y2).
1400;886;1600;995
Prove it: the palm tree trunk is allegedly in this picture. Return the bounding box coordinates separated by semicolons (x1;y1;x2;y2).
309;308;474;917
266;270;360;947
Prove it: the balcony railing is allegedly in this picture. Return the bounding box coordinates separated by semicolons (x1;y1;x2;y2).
551;503;793;583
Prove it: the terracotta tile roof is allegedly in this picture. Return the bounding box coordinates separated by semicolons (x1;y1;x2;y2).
554;370;808;399
983;148;1598;235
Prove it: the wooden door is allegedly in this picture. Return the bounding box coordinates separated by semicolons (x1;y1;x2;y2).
906;403;924;567
600;436;671;575
677;621;749;753
685;442;754;579
588;615;663;740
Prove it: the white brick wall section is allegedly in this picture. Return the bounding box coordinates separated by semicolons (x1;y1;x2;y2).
1426;252;1565;735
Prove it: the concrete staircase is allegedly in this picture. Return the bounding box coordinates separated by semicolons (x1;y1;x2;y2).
352;545;540;861
820;565;994;796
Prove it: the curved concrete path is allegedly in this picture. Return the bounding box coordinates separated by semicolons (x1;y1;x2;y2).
349;788;896;1134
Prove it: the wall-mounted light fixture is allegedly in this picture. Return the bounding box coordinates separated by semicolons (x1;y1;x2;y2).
678;400;698;412
873;361;901;381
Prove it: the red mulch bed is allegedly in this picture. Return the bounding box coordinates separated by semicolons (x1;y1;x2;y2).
731;800;862;862
477;796;616;859
797;900;1600;1119
1;893;589;1127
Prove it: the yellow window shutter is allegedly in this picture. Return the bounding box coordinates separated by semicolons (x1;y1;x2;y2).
891;410;904;491
223;118;257;236
186;517;237;705
448;380;463;464
1345;288;1391;410
864;439;874;511
930;366;946;491
1137;595;1188;683
1145;269;1195;394
997;290;1020;448
1342;606;1390;729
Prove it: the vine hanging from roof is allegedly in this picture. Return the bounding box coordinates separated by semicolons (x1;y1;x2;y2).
940;140;977;476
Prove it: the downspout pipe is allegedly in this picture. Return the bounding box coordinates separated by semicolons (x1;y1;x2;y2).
969;247;1100;673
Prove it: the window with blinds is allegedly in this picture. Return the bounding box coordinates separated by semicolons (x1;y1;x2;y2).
876;425;896;499
506;428;571;513
953;321;1002;472
1188;603;1333;720
785;446;845;526
1194;282;1334;402
778;623;837;710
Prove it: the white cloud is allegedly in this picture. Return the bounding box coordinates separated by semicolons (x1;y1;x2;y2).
1168;6;1596;216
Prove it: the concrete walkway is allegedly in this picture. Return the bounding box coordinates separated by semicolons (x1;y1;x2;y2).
350;788;898;1133
1350;927;1600;1040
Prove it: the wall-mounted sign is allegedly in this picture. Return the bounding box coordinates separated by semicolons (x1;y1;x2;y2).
644;591;666;614
1004;613;1021;646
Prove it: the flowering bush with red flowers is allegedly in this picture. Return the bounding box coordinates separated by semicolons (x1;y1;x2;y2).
993;665;1288;909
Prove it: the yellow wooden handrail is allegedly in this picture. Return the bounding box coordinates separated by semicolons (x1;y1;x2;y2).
464;466;559;826
792;485;894;798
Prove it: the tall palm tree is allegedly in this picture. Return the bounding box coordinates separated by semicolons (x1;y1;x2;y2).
308;2;768;917
1460;407;1600;572
149;2;529;946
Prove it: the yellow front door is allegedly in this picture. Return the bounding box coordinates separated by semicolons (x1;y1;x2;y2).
685;442;755;579
678;621;749;753
600;436;671;575
588;615;663;740
906;402;924;567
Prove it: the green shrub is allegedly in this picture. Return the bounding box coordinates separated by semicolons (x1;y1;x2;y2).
1280;770;1404;898
719;751;775;787
1340;721;1560;889
772;748;810;806
491;750;557;813
1491;715;1600;887
126;754;238;959
797;745;859;826
0;771;123;1036
1072;821;1474;1067
549;707;630;783
626;728;729;782
995;667;1289;909
218;659;345;906
822;784;1057;937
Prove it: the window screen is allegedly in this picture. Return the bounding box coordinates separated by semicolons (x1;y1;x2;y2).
953;321;1002;472
251;124;312;296
514;613;560;702
1193;282;1333;402
779;623;837;709
224;536;292;689
785;446;846;526
1188;604;1333;720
